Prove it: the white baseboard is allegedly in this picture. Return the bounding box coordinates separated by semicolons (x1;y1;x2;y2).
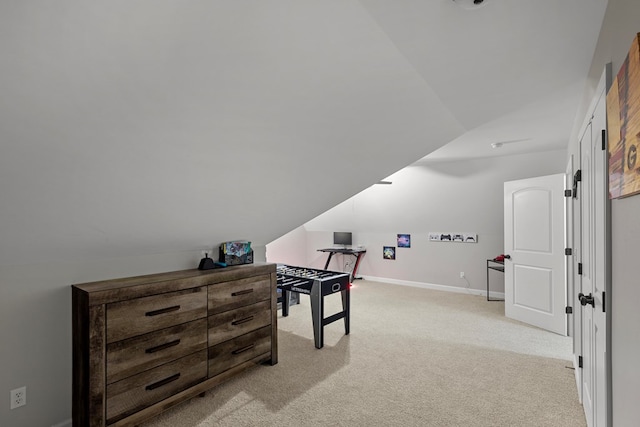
360;275;505;300
52;419;72;427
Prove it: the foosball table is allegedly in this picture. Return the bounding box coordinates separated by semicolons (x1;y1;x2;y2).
276;265;350;349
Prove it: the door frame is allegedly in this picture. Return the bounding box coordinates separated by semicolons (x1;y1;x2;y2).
566;155;582;401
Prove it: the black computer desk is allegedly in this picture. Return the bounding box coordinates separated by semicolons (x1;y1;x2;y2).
317;248;366;282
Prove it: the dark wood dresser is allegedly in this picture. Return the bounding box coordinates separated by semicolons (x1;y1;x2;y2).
72;263;278;427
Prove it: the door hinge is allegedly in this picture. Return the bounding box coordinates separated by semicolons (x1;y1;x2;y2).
578;263;583;275
578;355;583;368
566;306;573;314
565;248;572;256
602;129;607;151
602;291;606;313
564;189;572;197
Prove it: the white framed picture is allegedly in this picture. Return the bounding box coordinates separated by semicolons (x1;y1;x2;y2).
429;232;477;243
462;233;477;243
428;232;440;241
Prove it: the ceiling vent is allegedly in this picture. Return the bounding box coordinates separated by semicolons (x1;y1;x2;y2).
452;0;487;10
490;138;531;149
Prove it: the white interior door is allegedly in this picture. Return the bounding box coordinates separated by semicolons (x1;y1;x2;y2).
592;99;608;427
504;174;566;335
580;121;595;427
578;67;609;427
571;67;611;427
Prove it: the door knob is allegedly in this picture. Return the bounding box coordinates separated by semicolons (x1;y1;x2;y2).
503;254;511;260
578;292;595;307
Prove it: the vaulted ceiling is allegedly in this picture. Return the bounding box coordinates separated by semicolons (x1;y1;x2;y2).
0;1;607;266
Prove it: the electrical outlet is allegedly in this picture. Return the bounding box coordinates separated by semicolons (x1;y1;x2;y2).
10;386;26;409
459;272;465;278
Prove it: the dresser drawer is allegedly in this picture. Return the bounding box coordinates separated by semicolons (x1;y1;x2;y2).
106;318;208;384
208;275;271;315
208;300;271;347
106;287;207;343
106;350;207;424
208;326;272;378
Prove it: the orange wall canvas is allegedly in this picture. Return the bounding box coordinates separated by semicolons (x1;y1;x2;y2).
607;33;640;198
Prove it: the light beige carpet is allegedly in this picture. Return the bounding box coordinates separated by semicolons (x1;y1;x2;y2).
144;280;586;427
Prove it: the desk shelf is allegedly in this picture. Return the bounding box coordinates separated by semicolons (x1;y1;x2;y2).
486;259;505;301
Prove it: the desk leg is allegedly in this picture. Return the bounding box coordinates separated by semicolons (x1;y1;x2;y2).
351;253;364;281
323;253;334;270
486;261;490;302
310;283;324;349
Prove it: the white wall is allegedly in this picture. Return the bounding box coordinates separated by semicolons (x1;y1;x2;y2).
576;1;640;424
265;226;308;267
0;3;462;425
269;150;567;294
0;1;463;270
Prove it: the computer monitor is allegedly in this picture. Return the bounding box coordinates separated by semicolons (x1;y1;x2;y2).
333;232;352;247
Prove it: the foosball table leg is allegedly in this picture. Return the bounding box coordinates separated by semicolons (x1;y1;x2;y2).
282;289;290;317
310;283;324;349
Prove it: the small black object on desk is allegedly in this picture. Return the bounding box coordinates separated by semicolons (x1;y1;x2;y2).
198;253;226;270
317;248;366;281
486;259;505;301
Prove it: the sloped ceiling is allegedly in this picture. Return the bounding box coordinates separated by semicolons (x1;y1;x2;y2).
0;1;607;266
359;0;608;160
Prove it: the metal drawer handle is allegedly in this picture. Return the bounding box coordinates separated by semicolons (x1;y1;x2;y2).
146;339;181;354
145;305;180;317
231;289;254;297
232;344;255;355
331;283;341;292
231;316;254;326
145;373;180;391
